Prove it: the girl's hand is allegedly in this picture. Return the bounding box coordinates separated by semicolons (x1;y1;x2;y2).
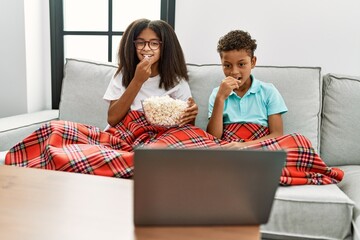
179;97;198;126
133;57;152;84
217;76;242;100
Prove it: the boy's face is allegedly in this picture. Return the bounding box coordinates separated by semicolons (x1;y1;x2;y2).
220;49;256;84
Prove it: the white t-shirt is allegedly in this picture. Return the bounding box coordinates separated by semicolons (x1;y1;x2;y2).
103;73;192;111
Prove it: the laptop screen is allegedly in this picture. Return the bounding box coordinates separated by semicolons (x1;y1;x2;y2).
134;148;286;226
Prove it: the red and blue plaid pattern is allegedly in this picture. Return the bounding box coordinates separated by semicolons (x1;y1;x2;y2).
5;111;343;185
5;111;220;178
222;123;344;185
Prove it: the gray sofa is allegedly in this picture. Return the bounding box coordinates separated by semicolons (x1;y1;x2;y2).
0;58;359;240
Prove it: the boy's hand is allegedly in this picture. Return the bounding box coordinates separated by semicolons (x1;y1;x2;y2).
217;76;242;100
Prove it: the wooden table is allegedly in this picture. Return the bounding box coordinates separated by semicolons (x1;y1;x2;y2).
0;165;260;240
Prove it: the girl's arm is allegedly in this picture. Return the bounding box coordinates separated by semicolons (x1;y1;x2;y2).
107;59;152;127
179;97;198;126
107;80;143;127
223;113;284;149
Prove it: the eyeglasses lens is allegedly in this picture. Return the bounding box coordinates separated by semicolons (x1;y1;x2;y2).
134;40;161;50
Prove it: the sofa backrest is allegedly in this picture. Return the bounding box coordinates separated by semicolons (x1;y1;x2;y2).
59;59;322;152
321;73;360;166
188;64;322;152
59;58;117;130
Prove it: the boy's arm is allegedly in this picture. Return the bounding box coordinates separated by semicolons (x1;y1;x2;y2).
207;96;226;139
207;78;239;138
267;113;284;137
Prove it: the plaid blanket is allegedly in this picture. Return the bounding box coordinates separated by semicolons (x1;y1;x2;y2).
5;111;343;185
5;111;220;178
222;123;344;185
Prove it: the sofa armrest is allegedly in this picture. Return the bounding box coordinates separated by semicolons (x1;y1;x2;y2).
0;110;59;151
0;151;7;165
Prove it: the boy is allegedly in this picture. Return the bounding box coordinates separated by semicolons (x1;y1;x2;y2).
207;30;288;148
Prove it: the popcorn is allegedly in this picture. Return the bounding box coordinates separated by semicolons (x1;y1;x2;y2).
142;95;188;127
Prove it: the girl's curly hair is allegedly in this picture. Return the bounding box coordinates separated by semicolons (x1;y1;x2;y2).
217;30;257;57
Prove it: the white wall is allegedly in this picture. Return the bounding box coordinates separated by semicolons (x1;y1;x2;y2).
0;0;359;118
24;0;51;113
0;0;27;118
175;0;360;76
0;0;50;118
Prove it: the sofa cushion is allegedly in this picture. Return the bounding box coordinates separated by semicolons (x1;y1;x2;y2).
59;58;117;130
321;73;360;166
188;64;322;152
338;165;360;240
261;184;354;240
60;60;322;152
187;64;225;131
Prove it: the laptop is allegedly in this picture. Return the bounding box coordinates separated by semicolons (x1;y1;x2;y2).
133;147;286;226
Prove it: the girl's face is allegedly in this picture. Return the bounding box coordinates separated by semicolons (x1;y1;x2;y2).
220;49;256;88
135;28;161;65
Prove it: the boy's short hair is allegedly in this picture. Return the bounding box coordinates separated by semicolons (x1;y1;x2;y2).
217;30;257;57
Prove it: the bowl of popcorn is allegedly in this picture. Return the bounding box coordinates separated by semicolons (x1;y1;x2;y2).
142;95;188;127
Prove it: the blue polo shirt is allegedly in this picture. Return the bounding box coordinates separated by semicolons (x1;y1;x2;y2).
208;76;288;127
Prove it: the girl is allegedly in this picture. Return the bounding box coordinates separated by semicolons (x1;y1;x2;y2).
104;18;197;127
5;19;220;178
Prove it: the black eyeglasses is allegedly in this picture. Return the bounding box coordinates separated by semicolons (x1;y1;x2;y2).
133;40;162;50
